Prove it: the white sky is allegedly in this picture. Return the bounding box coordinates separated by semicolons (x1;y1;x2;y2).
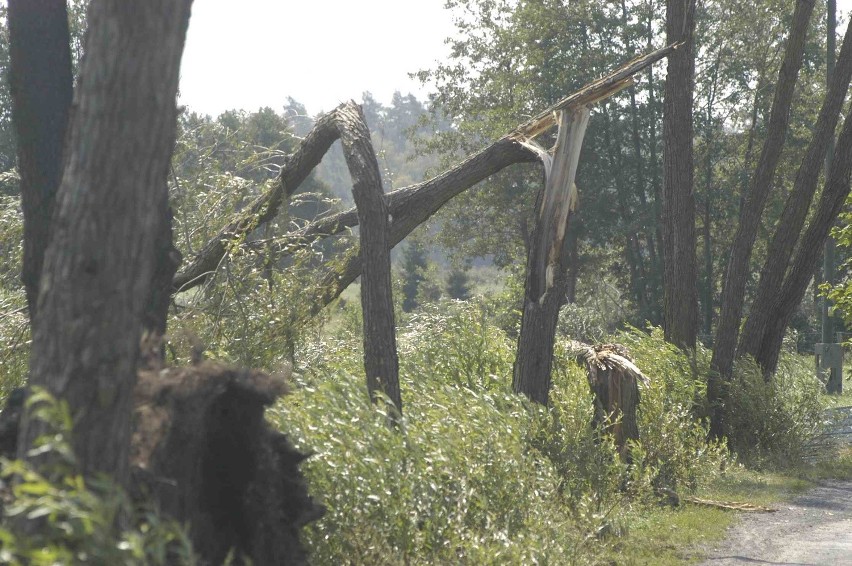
179;0;852;118
178;0;454;116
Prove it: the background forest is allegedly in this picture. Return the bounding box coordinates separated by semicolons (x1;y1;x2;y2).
1;0;852;564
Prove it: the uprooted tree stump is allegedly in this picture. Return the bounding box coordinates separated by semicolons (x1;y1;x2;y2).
0;362;323;565
565;341;649;458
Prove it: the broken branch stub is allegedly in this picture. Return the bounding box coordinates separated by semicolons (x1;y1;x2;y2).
565;341;648;457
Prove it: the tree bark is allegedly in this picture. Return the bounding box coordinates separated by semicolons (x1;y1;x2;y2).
737;16;852;367
754;105;852;375
708;0;814;437
17;0;193;484
7;0;73;324
336;103;401;412
662;0;698;351
513;108;590;404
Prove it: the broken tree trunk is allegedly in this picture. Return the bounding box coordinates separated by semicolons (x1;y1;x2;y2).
172;44;678;297
168;45;677;411
565;341;649;457
513;109;590;404
336;103;401;412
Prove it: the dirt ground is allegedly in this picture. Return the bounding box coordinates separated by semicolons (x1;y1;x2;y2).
699;479;852;565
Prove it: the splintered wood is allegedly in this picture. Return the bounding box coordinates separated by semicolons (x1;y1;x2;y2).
523;108;590;301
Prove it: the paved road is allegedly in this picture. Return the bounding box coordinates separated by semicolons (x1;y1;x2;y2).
700;407;852;566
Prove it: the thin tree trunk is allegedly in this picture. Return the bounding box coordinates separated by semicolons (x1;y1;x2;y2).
738;16;852;367
603;100;648;315
17;0;193;484
825;0;842;394
623;0;657;320
647;5;664;325
702;42;724;342
755;106;852;375
7;0;73;324
662;0;699;351
336;103;401;412
708;0;814;437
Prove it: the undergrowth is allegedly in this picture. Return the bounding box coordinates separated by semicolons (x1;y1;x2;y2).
271;300;738;564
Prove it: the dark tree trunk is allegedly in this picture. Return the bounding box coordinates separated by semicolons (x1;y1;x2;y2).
7;0;73;324
513;108;590;404
336;103;401;413
17;0;193;484
754;106;852;375
662;0;698;351
708;0;814;437
738;16;852;367
144;196;182;341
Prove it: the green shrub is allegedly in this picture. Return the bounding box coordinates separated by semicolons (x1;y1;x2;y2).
618;327;727;491
0;288;28;404
398;299;514;391
276;305;736;564
724;353;824;467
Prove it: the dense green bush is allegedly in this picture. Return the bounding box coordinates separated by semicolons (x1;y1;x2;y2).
274;302;731;564
0;194;27;404
618;328;727;490
724;353;824;467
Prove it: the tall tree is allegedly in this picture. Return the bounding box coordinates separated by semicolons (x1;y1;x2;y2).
754;105;852;376
16;0;194;484
708;0;815;436
738;14;852;375
662;0;698;350
7;0;73;323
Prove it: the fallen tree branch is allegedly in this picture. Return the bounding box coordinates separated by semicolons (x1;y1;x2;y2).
172;108;344;292
172;43;678;295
